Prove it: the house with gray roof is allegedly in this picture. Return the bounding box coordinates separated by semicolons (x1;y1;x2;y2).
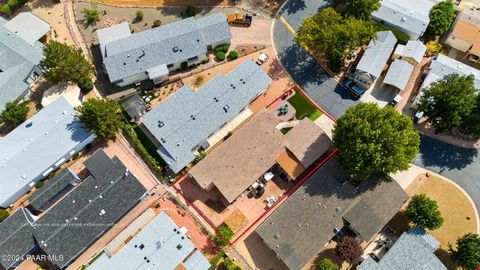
0;149;148;270
140;59;272;173
372;0;442;39
358;227;447;270
413;54;480;107
256;158;408;270
352;31;397;90
98;13;231;87
28;168;80;211
0;12;50;112
0;96;95;208
383;59;415;91
87;212;210;270
392;40;427;66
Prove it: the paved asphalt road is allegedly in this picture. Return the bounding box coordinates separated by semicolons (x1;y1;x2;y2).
273;0;359;119
273;0;480;211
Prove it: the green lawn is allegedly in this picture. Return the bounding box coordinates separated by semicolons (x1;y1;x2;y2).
287;88;322;121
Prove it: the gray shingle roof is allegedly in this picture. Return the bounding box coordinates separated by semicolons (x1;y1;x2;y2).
358;227;446;270
29;168;80;211
372;0;441;37
4;12;50;45
343;178;408;241
32;150;147;269
356;31;397;78
402;41;427;64
87;212;210;270
0;209;37;270
0;15;45;111
256;158;359;270
383;59;414;91
140;59;272;173
99;13;231;83
0;96;95;208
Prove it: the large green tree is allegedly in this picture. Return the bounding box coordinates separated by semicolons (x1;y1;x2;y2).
427;0;455;35
0;100;29;127
316;258;339;270
450;233;480;270
333;103;420;181
40;41;93;90
418;74;477;134
406;194;444;230
296;8;376;71
75;99;124;140
343;0;380;20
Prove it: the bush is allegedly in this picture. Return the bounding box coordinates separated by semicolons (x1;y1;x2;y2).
406;194;444;230
194;151;207;164
228;50;238;60
181;61;188;70
82;8;100;24
0;209;9;223
216;51;226;61
35;180;46;189
208;250;226;270
213;225;234;247
152;19;162;28
124;126;162;174
426;40;442;55
214;44;230;53
79;77;94;92
224;257;242;270
0;100;29;127
0;0;27;15
135;10;144;22
316;258;339;270
186;5;196;17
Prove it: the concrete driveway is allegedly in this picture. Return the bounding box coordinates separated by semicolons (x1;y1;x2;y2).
272;0;359;119
230;18;273;47
414;134;480;210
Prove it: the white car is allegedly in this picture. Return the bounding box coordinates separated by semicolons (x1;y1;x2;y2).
257;53;269;64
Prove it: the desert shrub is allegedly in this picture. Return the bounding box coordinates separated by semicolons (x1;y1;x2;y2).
135;10;144;22
216;51;226;61
152;20;162;28
228;50;238;60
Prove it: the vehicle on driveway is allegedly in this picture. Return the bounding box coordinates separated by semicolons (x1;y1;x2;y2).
227;13;253;26
343;79;365;98
389;94;403;107
256;53;269;65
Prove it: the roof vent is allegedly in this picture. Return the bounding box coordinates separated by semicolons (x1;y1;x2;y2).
123;62;126;65
191;115;195;120
173;46;179;53
401;16;407;22
21;174;27;180
223;105;230;112
197;39;200;42
214;97;219;102
161;138;166;143
274;232;281;239
139;244;145;250
176;244;182;250
177;143;181;147
158;121;164;127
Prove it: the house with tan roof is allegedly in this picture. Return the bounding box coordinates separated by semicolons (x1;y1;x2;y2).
189;109;332;204
446;7;480;59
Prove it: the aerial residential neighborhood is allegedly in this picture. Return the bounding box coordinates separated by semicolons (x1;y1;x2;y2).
2;0;480;269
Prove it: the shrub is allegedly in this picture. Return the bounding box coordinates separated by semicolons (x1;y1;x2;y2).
214;44;230;53
0;209;9;223
335;235;363;265
208;250;226;270
0;0;27;15
213;225;234;247
135;10;144;22
316;258;339;270
228;50;238;60
224;257;242;270
0;100;29;127
35;180;46;189
194;151;207;164
406;194;444;230
124;126;162;174
82;8;100;24
426;40;442;55
181;61;188;70
186;5;196;17
216;51;226;61
79;77;94;92
152;19;162;28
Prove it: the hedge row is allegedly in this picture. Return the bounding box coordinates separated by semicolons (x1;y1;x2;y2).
124;126;162;174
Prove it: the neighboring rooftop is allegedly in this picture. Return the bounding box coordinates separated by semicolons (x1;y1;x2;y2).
358;227;447;270
140;59;272;173
122;94;146;121
41;81;82;108
32;149;148;268
256;158;358;270
0;13;46;111
383;59;415;91
99;13;231;83
448;7;480;56
4;12;50;45
28;168;79;211
0;96;94;208
372;0;441;37
394;40;427;64
343;178;408;241
356;31;397;78
189;110;332;203
87;212;210;270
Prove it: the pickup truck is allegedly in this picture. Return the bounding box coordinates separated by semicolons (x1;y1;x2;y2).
227;13;253;26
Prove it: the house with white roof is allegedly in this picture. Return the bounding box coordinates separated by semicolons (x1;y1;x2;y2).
140;59;272;173
0;96;95;208
351;31;397;90
413;54;480;107
0;12;50;112
392;40;427;66
372;0;442;39
97;13;231;87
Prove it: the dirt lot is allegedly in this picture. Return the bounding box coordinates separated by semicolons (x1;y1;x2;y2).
387;173;478;269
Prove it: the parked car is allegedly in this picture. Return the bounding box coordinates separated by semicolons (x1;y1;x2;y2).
227;13;252;26
413;110;424;124
389;94;403;106
343;79;365;97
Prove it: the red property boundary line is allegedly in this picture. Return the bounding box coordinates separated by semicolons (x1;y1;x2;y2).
171;84;339;247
